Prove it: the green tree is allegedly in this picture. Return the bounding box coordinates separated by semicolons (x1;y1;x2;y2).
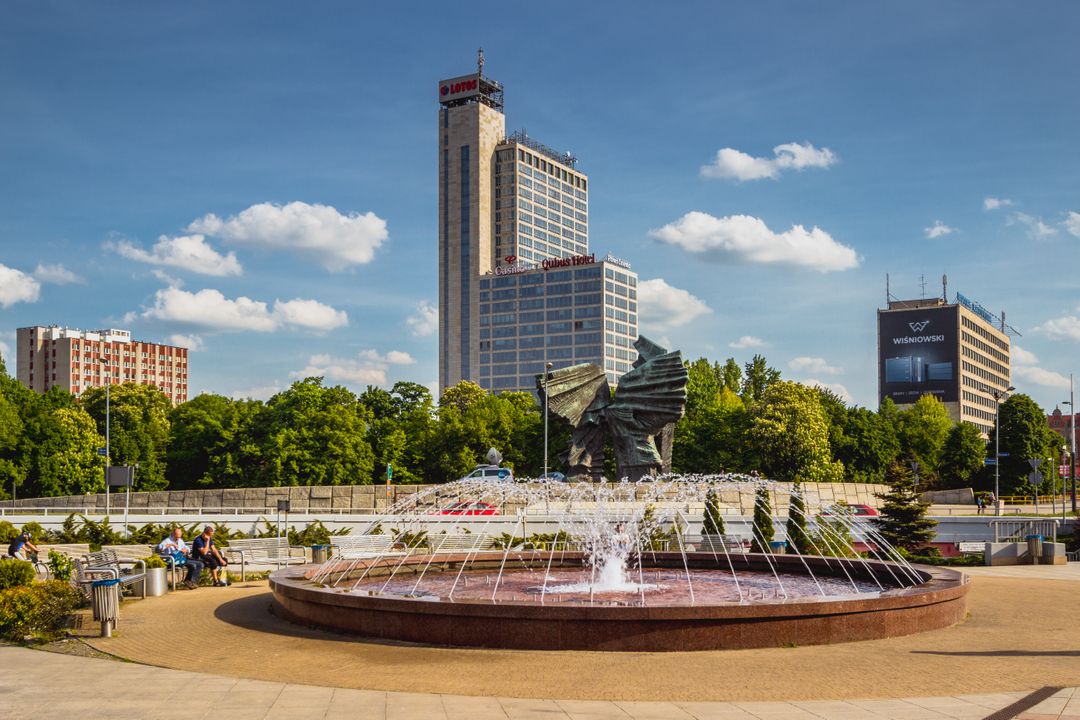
750;485;775;553
674;364;752;474
740;354;781;406
993;394;1061;496
786;482;810;553
702;488;726;536
750;381;844;483
721;358;742;394
166;394;265;488
875;461;937;551
837;406;901;483
895;394;952;481
938;422;986;489
81;383;172;491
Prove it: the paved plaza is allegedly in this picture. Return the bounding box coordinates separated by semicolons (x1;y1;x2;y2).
2;564;1079;719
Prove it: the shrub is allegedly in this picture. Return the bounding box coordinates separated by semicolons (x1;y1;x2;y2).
0;521;17;544
0;580;84;641
47;551;74;582
703;489;726;536
0;559;36;590
144;555;167;569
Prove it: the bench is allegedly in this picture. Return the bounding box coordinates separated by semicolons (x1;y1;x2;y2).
331;534;398;559
37;543;92;560
223;537;307;582
75;549;146;599
682;535;749;553
429;533;492;553
104;544;188;590
1067;550;1080;562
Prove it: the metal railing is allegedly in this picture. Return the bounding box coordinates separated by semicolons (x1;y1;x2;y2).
0;506;384;517
990;518;1060;543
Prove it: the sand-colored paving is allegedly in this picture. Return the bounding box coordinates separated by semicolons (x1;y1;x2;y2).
80;570;1080;703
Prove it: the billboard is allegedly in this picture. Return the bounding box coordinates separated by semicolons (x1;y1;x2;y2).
438;74;480;104
878;305;959;405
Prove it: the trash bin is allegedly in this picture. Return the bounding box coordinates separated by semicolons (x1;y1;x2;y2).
145;567;167;597
91;578;120;637
311;545;329;564
769;541;787;555
1026;535;1043;565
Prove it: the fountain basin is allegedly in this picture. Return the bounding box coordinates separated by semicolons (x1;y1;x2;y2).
270;552;969;651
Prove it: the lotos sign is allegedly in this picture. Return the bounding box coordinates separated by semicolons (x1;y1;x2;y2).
439;74;480;103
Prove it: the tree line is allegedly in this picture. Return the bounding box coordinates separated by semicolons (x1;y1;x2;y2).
0;353;1067;498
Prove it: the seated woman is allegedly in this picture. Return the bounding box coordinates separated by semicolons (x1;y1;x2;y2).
190;526;229;587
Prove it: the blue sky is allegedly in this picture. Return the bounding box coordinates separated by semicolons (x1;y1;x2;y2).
2;1;1079;411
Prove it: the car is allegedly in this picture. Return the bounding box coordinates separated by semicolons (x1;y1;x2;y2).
459;464;514;482
538;471;567;482
823;503;879;517
439;501;500;516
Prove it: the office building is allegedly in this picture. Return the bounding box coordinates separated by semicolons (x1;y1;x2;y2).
438;54;635;394
16;325;189;405
877;291;1011;434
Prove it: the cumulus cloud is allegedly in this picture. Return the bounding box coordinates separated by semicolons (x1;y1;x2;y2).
137;286;348;333
0;338;9;362
107;234;242;277
701;142;837;181
1064;211;1080;239
0;264;41;307
800;379;853;404
166;333;205;351
406;300;439;337
33;263;83;284
636;278;712;332
188;201;388;272
292;349;415;386
983;197;1013;211
789;356;842;376
1012;343;1071;389
729;335;767;349
650;211;859;272
924;221;956;239
1008;212;1057;239
230;382;283;402
1036;315;1080;342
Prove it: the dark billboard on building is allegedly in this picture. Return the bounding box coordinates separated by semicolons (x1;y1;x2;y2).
878;305;959;405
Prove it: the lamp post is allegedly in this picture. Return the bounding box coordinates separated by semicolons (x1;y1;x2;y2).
543;362;553;479
992;385;1015;516
1063;374;1076;513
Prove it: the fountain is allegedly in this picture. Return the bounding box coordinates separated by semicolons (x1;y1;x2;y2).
270;475;969;651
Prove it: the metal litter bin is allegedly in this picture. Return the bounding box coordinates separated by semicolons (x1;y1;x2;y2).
769;541;787;555
311;545;329;564
1026;535;1043;565
91;578;120;637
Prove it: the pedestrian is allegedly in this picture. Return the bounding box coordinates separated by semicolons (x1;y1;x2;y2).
157;527;204;589
976;495;984;514
191;525;229;586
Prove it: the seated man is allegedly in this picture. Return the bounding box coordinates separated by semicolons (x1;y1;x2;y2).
7;531;39;562
157;527;204;589
190;525;229;587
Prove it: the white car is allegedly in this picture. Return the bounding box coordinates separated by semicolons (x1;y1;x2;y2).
460;465;514;482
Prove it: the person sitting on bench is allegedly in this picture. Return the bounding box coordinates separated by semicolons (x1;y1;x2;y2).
157;527;204;589
191;526;229;587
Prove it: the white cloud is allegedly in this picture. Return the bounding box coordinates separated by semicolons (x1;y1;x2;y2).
700;142;837;181
1034;314;1080;342
137;286;347;333
188;201;388;272
650;211;859;272
230;382;283;402
789;356;842;376
924;220;956;239
1008;212;1058;239
406;300;438;337
151;269;184;287
636;278;712;332
293;350;415;386
0;339;9;363
729;335;767;350
983;197;1013;211
1011;345;1040;366
166;333;205;351
1064;211;1080;239
0;264;41;307
33;263;83;284
107;234;242;277
1013;365;1071;389
800;379;853;404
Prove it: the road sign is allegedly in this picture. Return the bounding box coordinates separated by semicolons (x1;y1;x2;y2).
1028;470;1043;485
1061;464;1070;477
1028;458;1043;470
97;447;107;456
999;452;1010;457
984;459;997;466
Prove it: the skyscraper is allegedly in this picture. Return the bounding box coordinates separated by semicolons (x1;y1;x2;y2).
437;54;637;395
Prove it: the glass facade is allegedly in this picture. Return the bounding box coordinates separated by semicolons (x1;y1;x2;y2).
478;261;637;392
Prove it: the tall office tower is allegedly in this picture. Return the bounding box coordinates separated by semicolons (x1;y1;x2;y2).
877;291;1011;434
438;55;636;396
16;325;190;405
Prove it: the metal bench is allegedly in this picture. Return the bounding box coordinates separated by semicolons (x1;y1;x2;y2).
331;534;397;559
682;535;749;553
223;537;307;581
75;549;147;599
104;544;186;590
429;533;491;553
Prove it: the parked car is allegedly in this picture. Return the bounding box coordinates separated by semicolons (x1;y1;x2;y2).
459;464;514;482
439;501;500;516
538;471;567;482
823;503;879;517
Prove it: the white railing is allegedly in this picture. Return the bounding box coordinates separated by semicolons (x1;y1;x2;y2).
0;506;385;517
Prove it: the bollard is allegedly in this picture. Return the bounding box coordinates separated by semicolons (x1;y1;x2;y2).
91;578;121;637
1025;535;1043;566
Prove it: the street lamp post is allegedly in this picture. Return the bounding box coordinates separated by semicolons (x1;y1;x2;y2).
1063;374;1076;513
543;362;553;479
992;385;1015;517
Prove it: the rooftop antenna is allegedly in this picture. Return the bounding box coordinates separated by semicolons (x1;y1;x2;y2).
918;273;927;299
886;273;890;305
478;47;485;77
942;274;948;303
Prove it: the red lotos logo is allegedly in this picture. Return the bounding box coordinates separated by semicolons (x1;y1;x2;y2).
505;255;517;264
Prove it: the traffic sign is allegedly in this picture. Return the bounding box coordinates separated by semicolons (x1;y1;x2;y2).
1028;458;1043;470
97;447;107;456
999;452;1010;457
984;458;997;466
1028;470;1043;485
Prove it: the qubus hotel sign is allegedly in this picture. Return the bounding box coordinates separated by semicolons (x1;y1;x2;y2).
438;74;480;103
494;253;597;276
877;305;959;404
